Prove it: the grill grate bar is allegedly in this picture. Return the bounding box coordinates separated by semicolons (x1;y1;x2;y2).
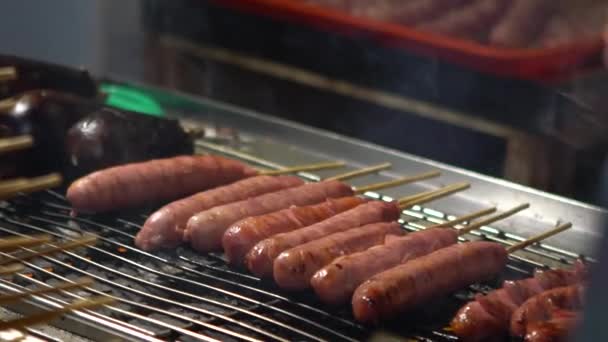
0;221;292;342
11;260;262;342
0;278;162;342
27;211;363;339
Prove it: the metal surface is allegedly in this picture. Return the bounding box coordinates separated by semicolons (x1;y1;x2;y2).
0;82;604;341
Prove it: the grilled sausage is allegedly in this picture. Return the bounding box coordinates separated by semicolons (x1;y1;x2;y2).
511;285;584;338
524;313;579;342
451;262;585;341
352;241;508;324
352;0;472;26
222;196;366;265
311;227;458;305
67;155;257;213
273;222;403;291
489;0;556;47
135;175;304;251
185;180;354;252
246;200;401;278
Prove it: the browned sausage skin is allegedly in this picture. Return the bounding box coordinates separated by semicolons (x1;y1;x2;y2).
222;196;366;265
67;155;257;213
185;180;354;252
273;222;403;291
352;241;508;324
135;175;304;251
511;285;584;338
246;200;401;278
451;261;585;341
311;227;458;305
489;0;557;47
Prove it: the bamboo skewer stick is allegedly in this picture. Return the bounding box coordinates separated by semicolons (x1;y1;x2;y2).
0;135;34;154
325;163;392;181
507;222;573;253
353;170;441;193
0;234;52;252
0;67;17;82
0;263;24;276
259;161;346;176
0;296;114;331
427;207;497;229
0;173;63;200
0;235;97;266
0;277;94;305
457;203;530;236
398;182;470;209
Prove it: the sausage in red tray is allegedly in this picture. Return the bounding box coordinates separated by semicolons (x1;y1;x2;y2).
222;196;366;265
135;175;304;251
245;200;401;278
451;261;585;341
184;180;354;252
311;227;457;305
273;222;403;291
67;155;257;213
352;241;508;324
511;284;584;338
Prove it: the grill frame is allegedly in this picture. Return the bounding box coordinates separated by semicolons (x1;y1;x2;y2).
0;81;604;341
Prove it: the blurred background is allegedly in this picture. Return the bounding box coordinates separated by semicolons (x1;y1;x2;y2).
1;0;607;205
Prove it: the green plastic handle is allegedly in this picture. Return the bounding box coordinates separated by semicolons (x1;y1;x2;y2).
101;83;165;117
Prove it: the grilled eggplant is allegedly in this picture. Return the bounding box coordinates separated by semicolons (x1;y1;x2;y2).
65;107;193;179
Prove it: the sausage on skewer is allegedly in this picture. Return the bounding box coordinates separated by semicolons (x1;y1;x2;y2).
135;161;362;251
246;183;469;278
222;196;366;265
186;172;441;253
452;264;584;341
273;222;403;290
67;155;258;213
311;207;500;305
135;175;304;251
222;169;440;264
489;0;556;47
524;312;580;342
352;223;572;324
510;284;584;338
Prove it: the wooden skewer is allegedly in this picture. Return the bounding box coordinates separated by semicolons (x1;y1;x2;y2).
0;173;63;200
457;203;530;236
0;67;17;82
325;163;392;181
0;277;94;305
0;135;34;154
506;222;573;253
259;161;345;176
353;170;441;194
426;207;497;229
0;235;97;266
398;182;470;209
0;263;24;276
0;234;52;252
0;296;114;331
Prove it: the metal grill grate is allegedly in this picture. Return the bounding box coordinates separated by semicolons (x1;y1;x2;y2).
0;143;586;341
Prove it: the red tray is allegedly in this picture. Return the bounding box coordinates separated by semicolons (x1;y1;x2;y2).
209;0;604;82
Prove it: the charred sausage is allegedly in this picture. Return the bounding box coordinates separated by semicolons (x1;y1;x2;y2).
135;175;304;251
352;241;508;324
273;222;403;291
67;155;257;213
222;196;365;265
451;262;585;341
184;180;354;252
311;227;457;305
245;200;401;278
511;285;584;338
489;0;556;47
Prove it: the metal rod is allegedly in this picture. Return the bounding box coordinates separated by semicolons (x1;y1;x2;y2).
0;135;33;154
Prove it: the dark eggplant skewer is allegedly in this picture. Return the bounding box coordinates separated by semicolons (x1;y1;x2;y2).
65;107;193;179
